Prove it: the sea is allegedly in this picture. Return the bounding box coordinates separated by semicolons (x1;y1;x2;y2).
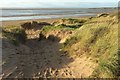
0;8;116;21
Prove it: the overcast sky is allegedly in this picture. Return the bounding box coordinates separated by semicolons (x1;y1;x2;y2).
0;0;119;8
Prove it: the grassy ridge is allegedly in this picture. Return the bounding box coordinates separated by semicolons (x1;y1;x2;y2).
62;14;119;78
40;14;119;78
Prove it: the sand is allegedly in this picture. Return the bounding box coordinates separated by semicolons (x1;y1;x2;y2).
2;32;96;78
0;18;60;27
1;15;98;78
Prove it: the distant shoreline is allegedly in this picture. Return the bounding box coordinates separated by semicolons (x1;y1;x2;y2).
0;8;117;21
0;8;117;27
1;15;93;27
1;13;95;17
1;7;117;10
0;14;96;22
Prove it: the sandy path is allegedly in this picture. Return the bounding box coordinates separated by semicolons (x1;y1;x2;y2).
2;30;96;78
2;38;96;78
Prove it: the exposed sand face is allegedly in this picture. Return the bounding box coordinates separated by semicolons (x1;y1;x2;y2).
2;28;96;78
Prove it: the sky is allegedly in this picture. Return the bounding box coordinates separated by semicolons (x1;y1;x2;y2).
0;0;119;8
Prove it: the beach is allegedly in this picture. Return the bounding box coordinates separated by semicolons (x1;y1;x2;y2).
1;16;96;27
0;8;117;27
1;18;59;27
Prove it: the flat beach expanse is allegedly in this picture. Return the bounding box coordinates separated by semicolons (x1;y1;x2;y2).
1;18;59;27
1;15;94;27
0;8;117;27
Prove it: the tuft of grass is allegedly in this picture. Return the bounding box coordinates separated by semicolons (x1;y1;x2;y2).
61;18;87;24
53;18;88;28
62;33;81;49
91;52;119;78
40;25;75;35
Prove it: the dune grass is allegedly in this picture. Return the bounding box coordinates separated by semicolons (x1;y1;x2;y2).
62;14;119;78
53;18;88;28
40;25;75;35
39;14;119;78
38;14;119;77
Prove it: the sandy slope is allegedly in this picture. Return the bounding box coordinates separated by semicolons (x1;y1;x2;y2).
2;29;96;78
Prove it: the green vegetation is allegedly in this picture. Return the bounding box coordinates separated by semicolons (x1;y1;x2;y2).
41;12;117;78
61;14;119;78
38;13;119;78
62;33;81;48
41;26;64;34
40;18;89;36
2;26;26;46
91;53;119;78
40;25;75;35
39;14;119;78
53;18;87;28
